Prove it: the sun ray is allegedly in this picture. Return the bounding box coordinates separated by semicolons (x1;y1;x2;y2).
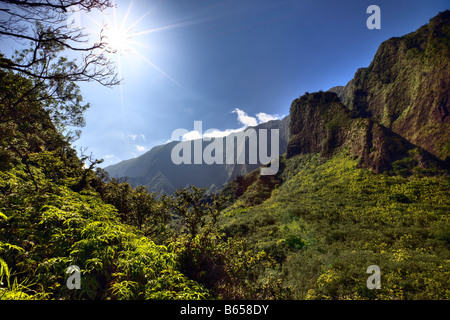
126;39;150;49
130;21;193;37
128;47;187;90
117;55;126;116
125;8;154;32
79;0;199;101
120;0;134;30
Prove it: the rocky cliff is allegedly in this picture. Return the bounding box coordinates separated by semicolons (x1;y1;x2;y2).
287;92;443;173
287;11;449;173
329;10;450;161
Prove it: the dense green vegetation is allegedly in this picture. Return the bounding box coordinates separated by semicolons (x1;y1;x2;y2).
0;69;285;300
0;167;208;300
221;151;449;299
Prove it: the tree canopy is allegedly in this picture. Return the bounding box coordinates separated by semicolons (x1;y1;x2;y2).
0;0;119;140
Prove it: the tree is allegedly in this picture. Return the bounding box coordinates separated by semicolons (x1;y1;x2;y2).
100;180;171;241
170;186;290;299
172;186;225;245
0;0;119;139
0;0;118;85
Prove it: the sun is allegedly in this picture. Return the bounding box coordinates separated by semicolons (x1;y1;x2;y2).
104;25;132;54
84;0;189;92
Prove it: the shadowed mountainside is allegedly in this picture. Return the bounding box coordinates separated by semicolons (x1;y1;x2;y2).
105;116;290;194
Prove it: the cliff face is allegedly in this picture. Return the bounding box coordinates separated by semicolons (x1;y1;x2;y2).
287;92;353;158
287;11;449;173
330;10;450;161
287;92;442;173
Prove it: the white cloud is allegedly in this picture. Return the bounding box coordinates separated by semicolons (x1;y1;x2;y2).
135;145;147;152
179;128;243;141
181;130;203;141
103;154;116;160
256;112;280;123
170;108;281;141
232;108;258;127
128;133;147;142
203;128;242;138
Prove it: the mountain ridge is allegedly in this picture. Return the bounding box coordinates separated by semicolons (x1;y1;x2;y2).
223;10;449;207
105;116;290;194
329;10;450;161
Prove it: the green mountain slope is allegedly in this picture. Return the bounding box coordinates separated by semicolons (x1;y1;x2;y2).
220;152;449;299
0;68;209;299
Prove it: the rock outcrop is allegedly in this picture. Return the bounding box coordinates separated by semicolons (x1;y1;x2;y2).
287;91;444;173
287;11;449;173
330;10;450;161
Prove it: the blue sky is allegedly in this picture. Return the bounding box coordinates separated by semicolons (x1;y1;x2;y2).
2;0;448;166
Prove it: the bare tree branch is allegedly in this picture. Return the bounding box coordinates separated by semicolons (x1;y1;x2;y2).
0;0;119;86
0;0;121;141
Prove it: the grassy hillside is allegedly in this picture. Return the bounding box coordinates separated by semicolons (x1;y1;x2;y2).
220;150;450;299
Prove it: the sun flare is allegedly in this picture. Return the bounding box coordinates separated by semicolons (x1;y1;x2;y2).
84;0;189;94
104;26;132;53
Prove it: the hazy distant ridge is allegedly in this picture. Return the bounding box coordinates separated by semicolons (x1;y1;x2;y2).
105;116;290;194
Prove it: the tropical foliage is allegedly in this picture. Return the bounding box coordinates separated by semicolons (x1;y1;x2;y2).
221;152;449;299
0;70;283;300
